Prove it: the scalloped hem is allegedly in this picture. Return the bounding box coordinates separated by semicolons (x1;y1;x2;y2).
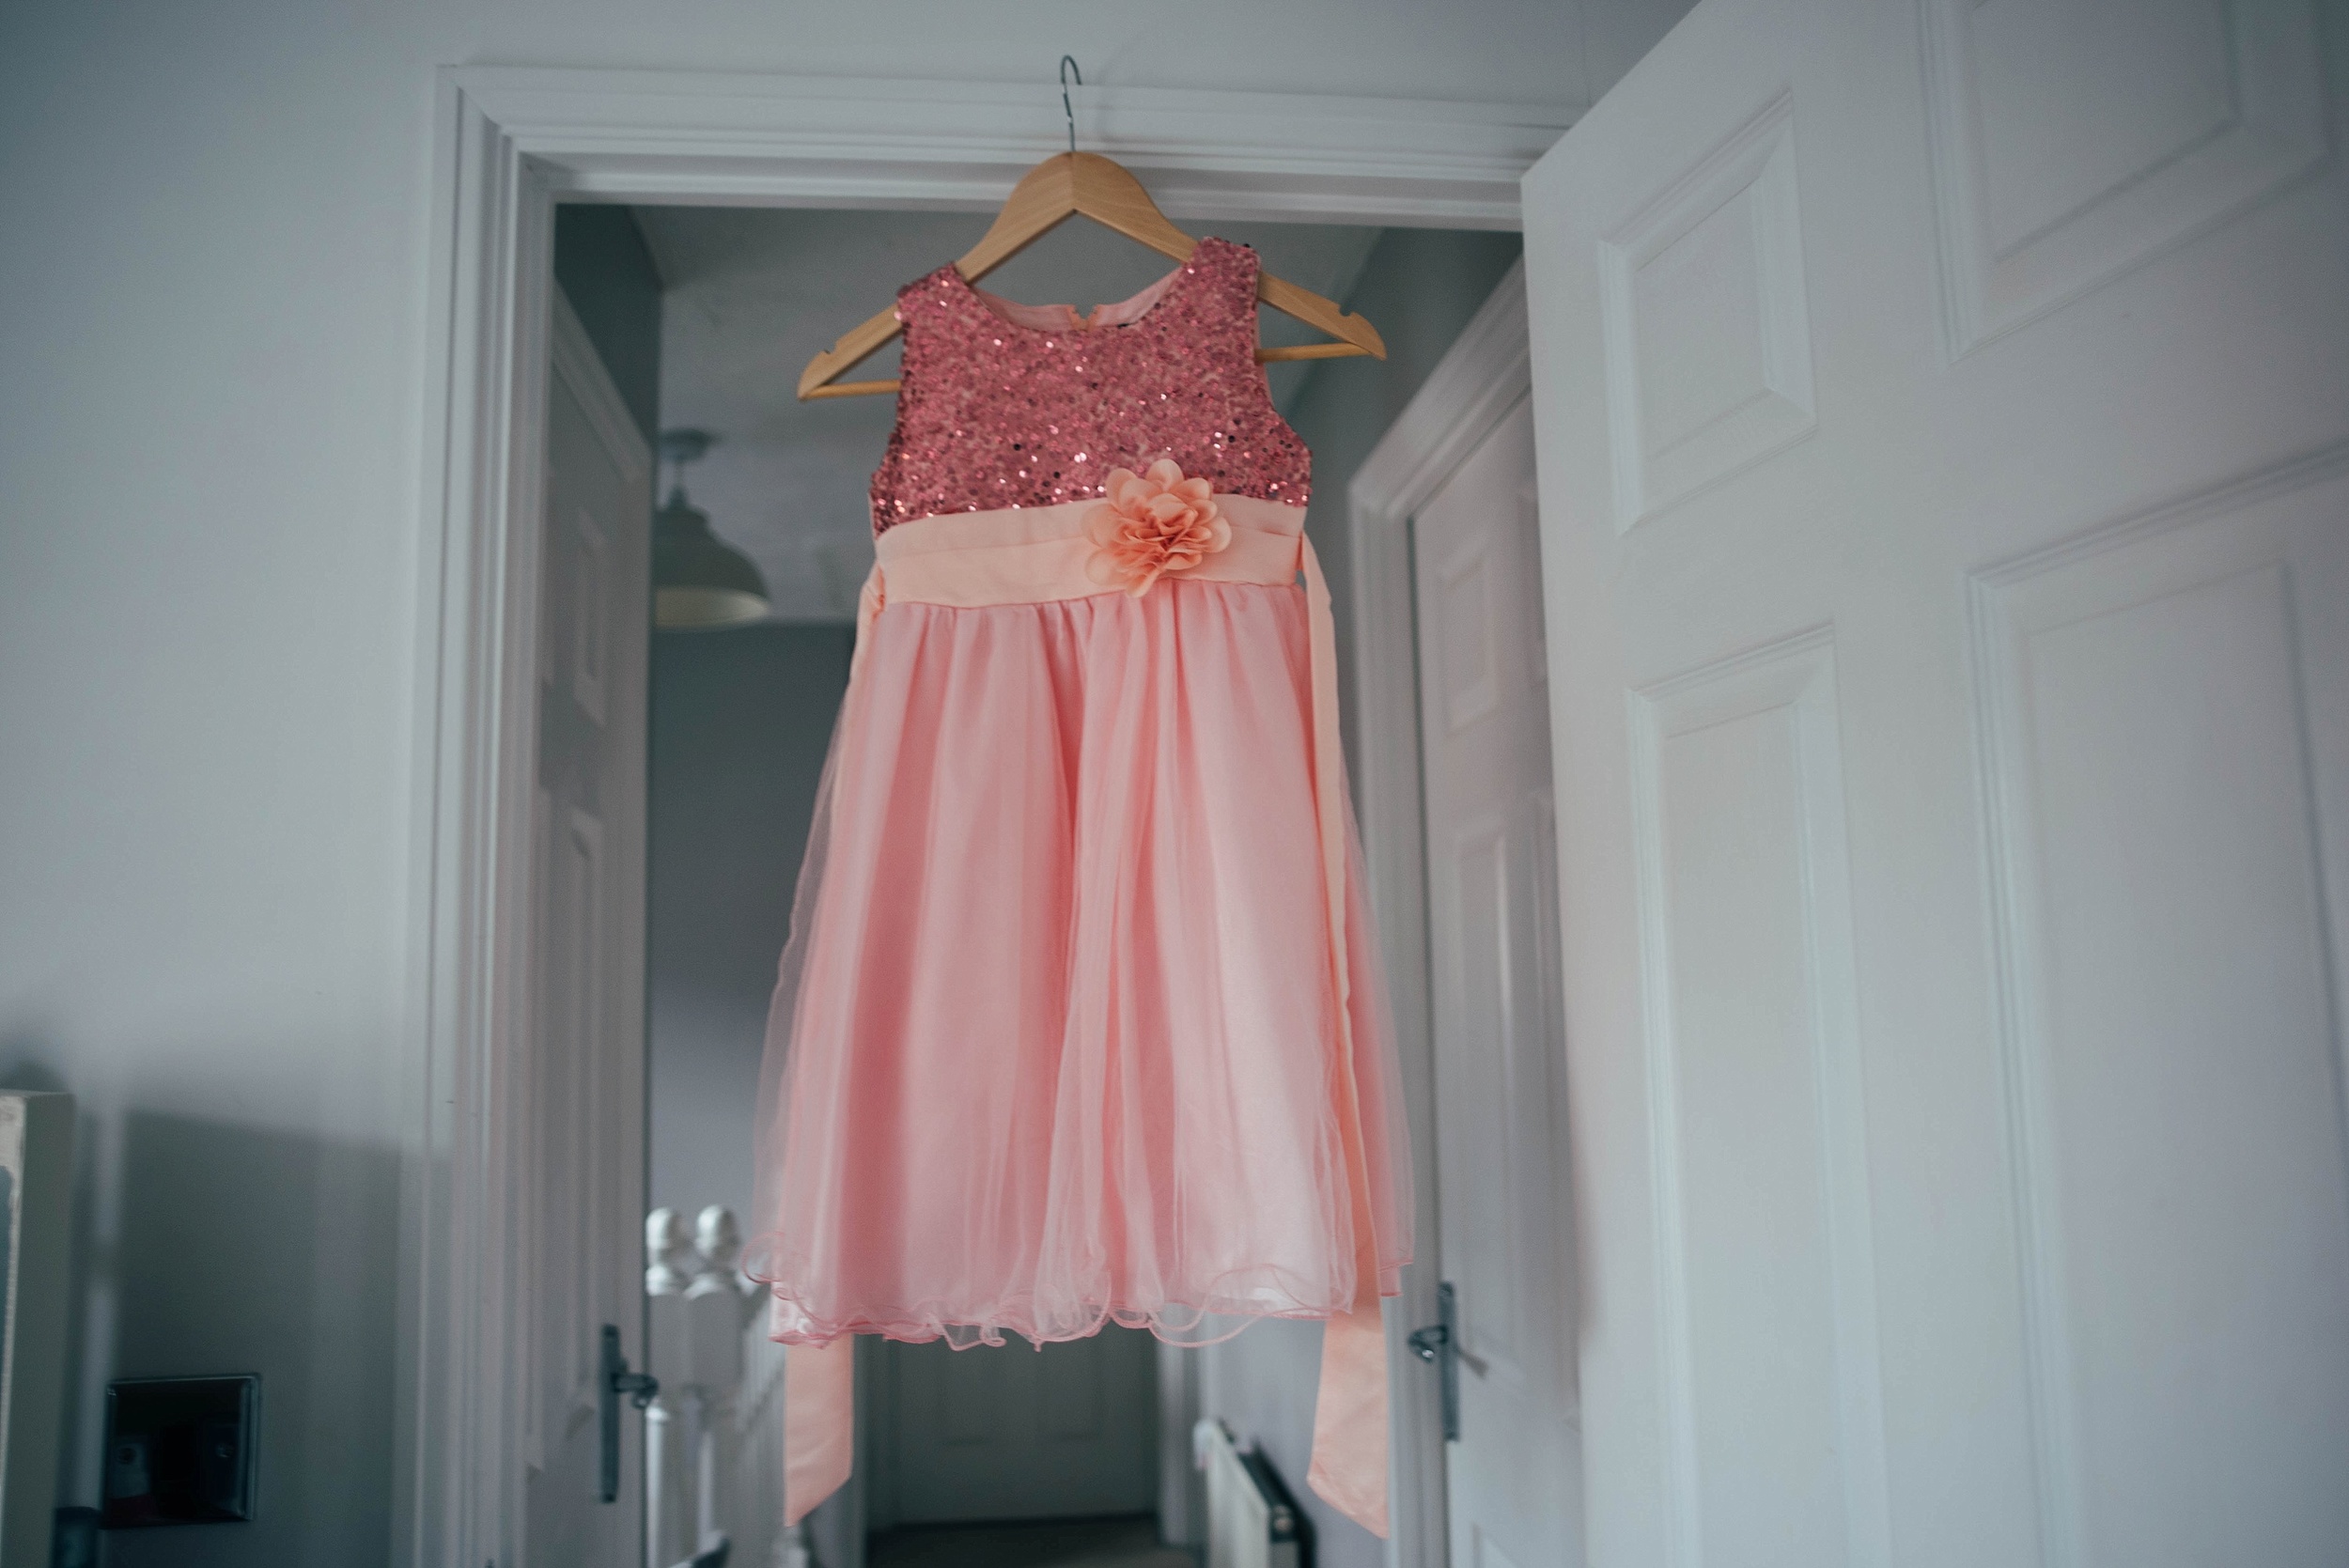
748;1254;1409;1351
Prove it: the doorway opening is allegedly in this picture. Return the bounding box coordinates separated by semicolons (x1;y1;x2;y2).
407;69;1568;1568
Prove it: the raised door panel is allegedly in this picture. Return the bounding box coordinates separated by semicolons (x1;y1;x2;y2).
1599;94;1814;532
546;804;610;1445
1971;462;2349;1568
1922;0;2328;349
1439;543;1503;733
1436;806;1566;1401
570;505;610;726
1444;821;1527;1379
1629;635;1887;1568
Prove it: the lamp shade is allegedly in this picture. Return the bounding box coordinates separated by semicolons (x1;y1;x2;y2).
653;489;769;629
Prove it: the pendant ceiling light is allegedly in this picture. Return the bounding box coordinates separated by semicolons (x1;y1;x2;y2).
653;428;770;629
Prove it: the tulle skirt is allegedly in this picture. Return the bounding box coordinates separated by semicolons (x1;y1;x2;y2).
744;575;1411;1348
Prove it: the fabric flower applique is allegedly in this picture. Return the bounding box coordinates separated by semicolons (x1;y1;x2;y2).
1082;459;1232;597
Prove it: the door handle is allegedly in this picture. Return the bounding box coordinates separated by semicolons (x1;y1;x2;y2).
1407;1280;1460;1442
600;1324;660;1503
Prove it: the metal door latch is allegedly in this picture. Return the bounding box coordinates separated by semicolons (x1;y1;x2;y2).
1408;1281;1460;1441
600;1324;660;1503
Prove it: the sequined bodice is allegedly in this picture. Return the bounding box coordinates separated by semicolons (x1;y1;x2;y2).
870;238;1312;534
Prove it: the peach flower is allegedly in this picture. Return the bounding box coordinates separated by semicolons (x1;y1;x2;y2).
1081;459;1232;597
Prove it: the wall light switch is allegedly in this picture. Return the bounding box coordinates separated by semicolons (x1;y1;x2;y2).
101;1374;258;1528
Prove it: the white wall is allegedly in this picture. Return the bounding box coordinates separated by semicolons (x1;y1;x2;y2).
0;2;1687;1560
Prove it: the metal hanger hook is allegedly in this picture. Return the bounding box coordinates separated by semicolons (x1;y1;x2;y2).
1059;55;1081;154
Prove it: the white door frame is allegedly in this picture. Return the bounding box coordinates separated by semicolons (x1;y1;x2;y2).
402;67;1569;1568
1345;263;1534;1568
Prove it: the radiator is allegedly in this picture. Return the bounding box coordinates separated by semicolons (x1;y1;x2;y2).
1194;1420;1304;1568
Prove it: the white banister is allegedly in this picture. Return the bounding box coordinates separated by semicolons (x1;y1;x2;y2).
645;1207;697;1567
646;1203;807;1568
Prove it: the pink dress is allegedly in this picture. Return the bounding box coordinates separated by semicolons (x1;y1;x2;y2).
747;239;1411;1535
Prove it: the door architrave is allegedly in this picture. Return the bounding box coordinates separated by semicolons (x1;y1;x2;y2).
405;69;1568;1568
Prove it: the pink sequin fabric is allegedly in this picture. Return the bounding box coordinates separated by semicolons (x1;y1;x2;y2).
870;237;1312;533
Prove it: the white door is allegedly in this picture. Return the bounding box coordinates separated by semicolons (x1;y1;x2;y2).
883;1328;1159;1524
1522;4;2349;1567
1413;397;1582;1568
523;291;654;1567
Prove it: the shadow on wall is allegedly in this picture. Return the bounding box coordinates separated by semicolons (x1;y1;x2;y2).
104;1110;399;1566
0;1042;402;1568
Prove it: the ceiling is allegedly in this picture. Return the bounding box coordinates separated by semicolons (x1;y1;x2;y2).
635;207;1383;620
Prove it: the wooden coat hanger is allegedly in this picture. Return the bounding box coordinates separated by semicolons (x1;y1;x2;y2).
799;63;1386;400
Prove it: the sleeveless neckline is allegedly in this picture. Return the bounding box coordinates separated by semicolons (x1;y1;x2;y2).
953;256;1193;337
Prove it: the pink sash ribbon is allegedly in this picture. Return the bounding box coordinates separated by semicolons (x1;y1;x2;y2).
787;494;1390;1536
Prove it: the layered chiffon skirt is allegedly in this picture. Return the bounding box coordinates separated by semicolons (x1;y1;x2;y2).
745;570;1412;1348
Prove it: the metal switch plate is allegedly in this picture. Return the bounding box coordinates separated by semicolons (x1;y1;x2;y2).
101;1374;259;1528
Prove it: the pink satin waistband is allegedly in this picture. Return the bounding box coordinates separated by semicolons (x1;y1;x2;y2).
788;495;1392;1539
856;492;1305;640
